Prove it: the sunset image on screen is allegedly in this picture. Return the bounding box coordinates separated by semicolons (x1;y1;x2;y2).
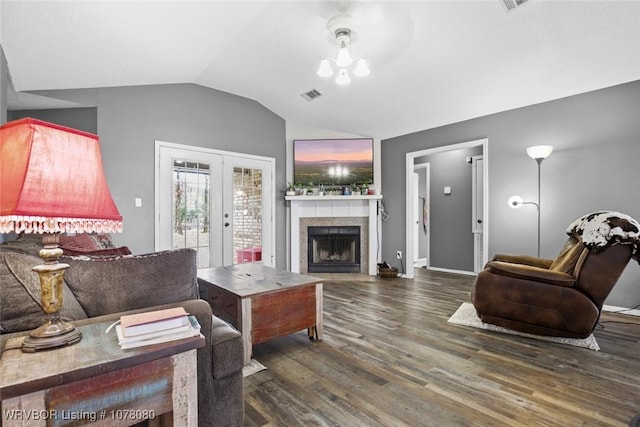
294;138;373;185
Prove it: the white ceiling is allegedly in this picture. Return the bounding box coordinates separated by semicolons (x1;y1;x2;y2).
2;1;639;140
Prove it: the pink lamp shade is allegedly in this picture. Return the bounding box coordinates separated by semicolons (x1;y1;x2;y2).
0;118;122;234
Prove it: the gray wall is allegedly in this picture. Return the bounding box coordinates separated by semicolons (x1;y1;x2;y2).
20;84;287;267
415;145;482;271
0;45;7;124
0;47;8;244
9;108;97;133
382;80;640;307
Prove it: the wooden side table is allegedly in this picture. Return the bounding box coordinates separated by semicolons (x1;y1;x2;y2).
198;263;323;365
0;319;204;426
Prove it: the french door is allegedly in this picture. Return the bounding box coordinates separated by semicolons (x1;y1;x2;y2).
155;141;274;268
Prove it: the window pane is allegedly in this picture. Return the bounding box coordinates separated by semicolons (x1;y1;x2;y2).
172;160;210;268
233;167;262;264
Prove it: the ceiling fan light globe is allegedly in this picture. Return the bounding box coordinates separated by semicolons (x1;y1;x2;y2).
353;58;370;77
335;69;351;85
336;47;354;67
317;59;333;77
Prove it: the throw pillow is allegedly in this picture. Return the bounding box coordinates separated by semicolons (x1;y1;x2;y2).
62;249;199;317
91;233;117;249
0;252;88;333
59;233;101;252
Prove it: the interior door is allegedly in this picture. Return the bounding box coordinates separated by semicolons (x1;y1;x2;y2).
413;173;419;262
413;163;429;269
472;155;484;272
156;141;274;268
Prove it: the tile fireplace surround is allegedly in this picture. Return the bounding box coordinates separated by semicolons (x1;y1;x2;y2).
286;195;382;275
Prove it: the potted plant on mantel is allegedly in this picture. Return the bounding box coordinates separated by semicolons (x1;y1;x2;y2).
359;181;369;195
294;181;314;196
351;180;372;195
285;182;296;196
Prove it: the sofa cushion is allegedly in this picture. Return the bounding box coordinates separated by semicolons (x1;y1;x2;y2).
0;252;88;333
62;249;199;317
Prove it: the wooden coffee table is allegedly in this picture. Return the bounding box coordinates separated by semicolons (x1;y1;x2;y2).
197;263;323;365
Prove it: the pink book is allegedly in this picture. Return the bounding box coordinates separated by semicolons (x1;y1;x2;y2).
120;307;189;337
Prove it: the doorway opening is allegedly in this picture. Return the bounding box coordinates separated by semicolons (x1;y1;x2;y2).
404;138;488;278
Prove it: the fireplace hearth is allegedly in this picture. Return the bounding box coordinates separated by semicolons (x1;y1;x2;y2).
307;226;361;273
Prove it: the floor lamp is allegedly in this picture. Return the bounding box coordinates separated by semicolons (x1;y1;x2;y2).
508;145;553;258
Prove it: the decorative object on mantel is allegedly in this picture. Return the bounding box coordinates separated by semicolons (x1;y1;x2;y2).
285;182;296;196
285;194;383;201
0;118;123;352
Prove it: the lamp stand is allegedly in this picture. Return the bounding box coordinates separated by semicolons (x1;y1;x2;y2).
535;158;542;258
21;233;81;352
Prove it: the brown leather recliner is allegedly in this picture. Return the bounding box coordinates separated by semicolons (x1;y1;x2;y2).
471;211;640;339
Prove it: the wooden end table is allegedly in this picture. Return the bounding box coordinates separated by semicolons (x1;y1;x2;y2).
197;263;323;365
0;319;204;426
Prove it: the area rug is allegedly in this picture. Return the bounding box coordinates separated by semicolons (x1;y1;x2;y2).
448;303;600;351
243;359;267;377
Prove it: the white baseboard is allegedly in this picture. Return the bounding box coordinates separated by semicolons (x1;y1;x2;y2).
427;266;477;276
602;304;640;317
413;258;427;268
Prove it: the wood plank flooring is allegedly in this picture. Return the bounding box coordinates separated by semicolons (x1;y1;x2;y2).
243;269;640;426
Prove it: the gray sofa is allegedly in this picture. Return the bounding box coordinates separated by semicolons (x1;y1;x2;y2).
0;240;244;427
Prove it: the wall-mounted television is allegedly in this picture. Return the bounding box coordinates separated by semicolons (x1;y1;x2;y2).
293;138;374;186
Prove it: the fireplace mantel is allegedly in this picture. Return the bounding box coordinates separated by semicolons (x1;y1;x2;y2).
285;195;382;202
287;195;382;275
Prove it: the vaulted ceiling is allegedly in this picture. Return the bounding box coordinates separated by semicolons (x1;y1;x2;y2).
2;1;639;139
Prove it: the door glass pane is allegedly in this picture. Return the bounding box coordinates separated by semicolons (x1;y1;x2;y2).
233;167;262;264
173;159;210;268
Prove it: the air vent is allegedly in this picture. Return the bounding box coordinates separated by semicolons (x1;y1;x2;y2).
502;0;529;12
301;89;323;102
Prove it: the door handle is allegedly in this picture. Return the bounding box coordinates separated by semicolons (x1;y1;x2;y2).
477;219;483;224
224;222;230;227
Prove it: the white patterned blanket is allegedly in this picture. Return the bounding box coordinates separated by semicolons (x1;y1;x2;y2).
567;211;640;263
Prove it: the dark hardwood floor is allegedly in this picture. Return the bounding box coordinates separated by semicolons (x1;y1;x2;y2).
243;269;640;426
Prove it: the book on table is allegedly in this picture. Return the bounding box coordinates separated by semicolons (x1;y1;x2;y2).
120;307;190;337
115;310;202;349
115;315;201;349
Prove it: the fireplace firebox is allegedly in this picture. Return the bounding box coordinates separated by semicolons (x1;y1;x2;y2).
307;226;361;273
